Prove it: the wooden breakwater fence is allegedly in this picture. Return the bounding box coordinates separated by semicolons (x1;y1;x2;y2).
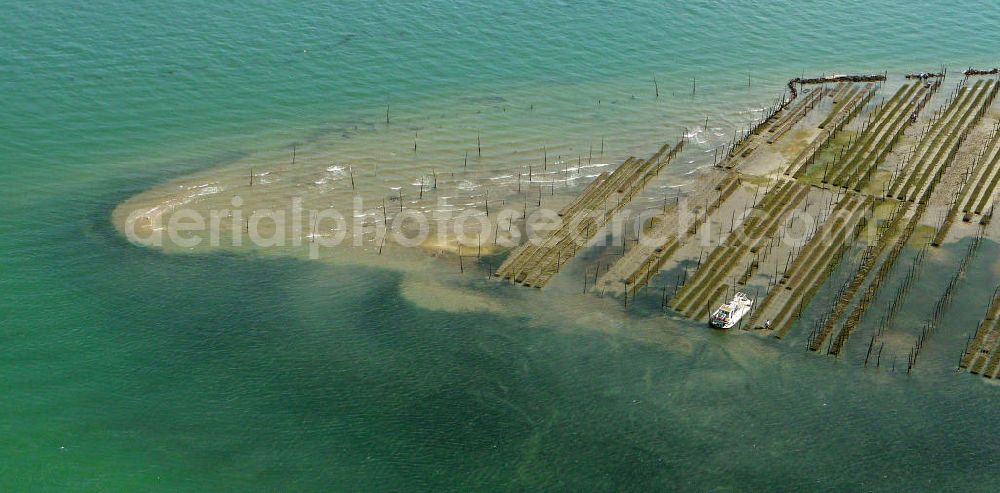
786;73;886;99
494;138;685;288
964;67;999;77
905;71;946;80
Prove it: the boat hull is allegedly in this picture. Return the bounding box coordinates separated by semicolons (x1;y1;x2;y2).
708;293;752;329
709;319;737;329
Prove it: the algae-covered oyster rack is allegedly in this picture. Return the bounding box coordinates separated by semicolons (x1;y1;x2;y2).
497;70;1000;380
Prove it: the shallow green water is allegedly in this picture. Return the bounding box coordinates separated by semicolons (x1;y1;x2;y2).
4;1;1000;490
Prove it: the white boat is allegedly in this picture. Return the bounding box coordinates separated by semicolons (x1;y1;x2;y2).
709;292;753;329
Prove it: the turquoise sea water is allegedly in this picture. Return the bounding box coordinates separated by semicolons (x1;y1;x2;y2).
4;1;1000;490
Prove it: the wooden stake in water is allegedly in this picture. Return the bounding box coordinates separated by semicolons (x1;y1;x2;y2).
653;74;659;98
